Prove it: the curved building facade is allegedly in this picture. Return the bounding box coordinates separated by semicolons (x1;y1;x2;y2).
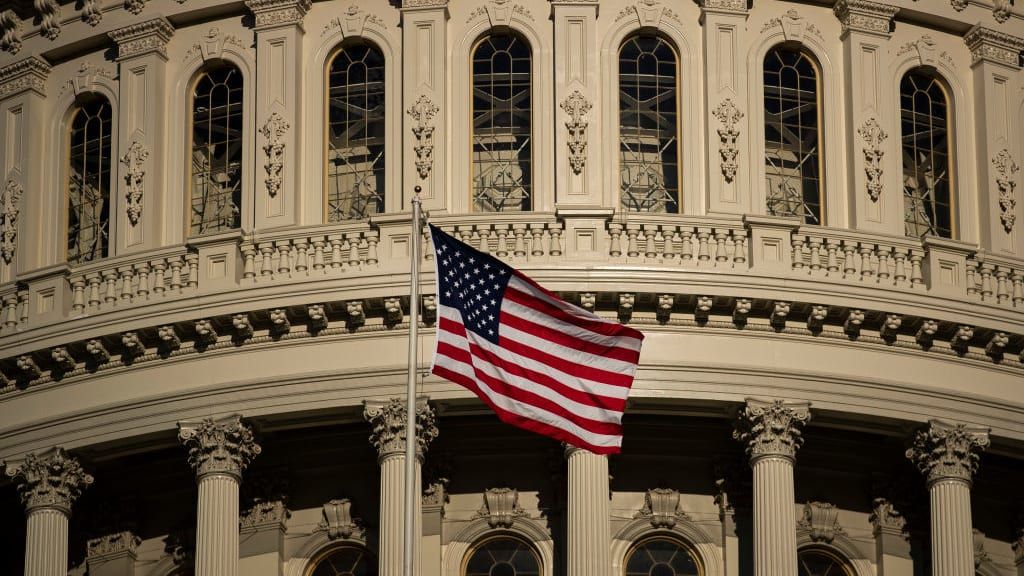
0;0;1022;574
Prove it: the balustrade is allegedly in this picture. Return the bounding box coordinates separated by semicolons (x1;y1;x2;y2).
790;228;925;291
67;247;196;315
240;223;379;281
607;217;747;269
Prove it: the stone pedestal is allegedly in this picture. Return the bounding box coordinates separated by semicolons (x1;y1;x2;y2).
86;531;141;576
733;399;810;576
179;415;261;576
565;446;610;576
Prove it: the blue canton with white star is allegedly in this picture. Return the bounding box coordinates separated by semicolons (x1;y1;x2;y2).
430;224;512;345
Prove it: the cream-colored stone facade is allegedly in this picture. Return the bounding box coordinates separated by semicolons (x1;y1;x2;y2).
0;0;1023;574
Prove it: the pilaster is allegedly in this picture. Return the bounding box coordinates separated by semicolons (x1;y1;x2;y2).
245;0;309;230
108;18;174;255
401;0;447;212
869;498;911;576
551;0;598;205
834;0;900;235
964;26;1024;256
86;531;141;576
733;398;811;576
0;57;49;277
700;0;750;215
239;500;289;576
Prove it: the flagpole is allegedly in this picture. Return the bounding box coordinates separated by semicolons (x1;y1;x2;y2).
404;185;423;576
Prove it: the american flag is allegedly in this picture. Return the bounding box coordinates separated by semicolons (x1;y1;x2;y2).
428;224;645;454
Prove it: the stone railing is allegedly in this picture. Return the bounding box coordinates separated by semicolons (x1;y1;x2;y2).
607;216;746;268
240;222;379;281
67;246;197;315
427;213;564;261
966;252;1024;307
790;227;925;291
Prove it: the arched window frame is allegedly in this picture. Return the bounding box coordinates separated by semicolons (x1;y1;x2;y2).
610;515;721;576
443;513;554;576
453;15;554;214
746;31;842;227
461;534;544;576
600;19;699;214
797;546;857;576
621;534;704;576
306;19;400;224
303;542;377;576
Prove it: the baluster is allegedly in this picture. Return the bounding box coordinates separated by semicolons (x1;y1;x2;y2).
680;230;694;262
893;251;907;286
496;226;510;257
513;225;527;257
312;240;326;271
185;253;199;288
791;237;805;272
696;229;711;261
859;245;874;279
876;247;891;282
294;240;309;272
842;242;857;278
714;230;729;263
663;229;678;261
169;258;184;291
71;278;86;313
103;270;119;304
347;234;362;267
909;251;924;287
260;246;274;277
366;232;379;265
152;261;167;294
86;273;102;307
732;231;747;266
276;241;292;275
995;268;1009;304
1011;271;1023;307
980;263;994;301
808;237;822;272
241;245;256;279
135;263;151;299
531;226;544;256
608;224;623;257
549;227;562;256
458;226;473;247
966;260;979;297
422;227;433;261
118;267;135;301
825;240;840;274
644;225;658;258
478;228;492;255
625;224;640;258
17;289;28;324
329;236;344;270
3;294;17;328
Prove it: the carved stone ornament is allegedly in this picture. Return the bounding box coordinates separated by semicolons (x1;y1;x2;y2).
121;141;149;226
244;0;312;31
321;5;385;38
869;497;906;536
733;399;812;462
964;26;1024;68
897;35;937;67
798;501;844;543
363;398;438;459
61;62;115;98
906;420;990;486
857;118;887;201
1;10;23;54
408;95;439;180
87;531;141;559
761;9;822;42
318;498;365;540
951;0;967;11
4;447;93;513
698;0;748;16
124;0;146;16
1;176;23;264
993;0;1012;23
712;99;743;183
476;487;529;528
0;57;51;99
466;0;534;26
615;0;681;27
35;0;61;40
240;500;290;530
184;27;248;62
635;488;689;528
177;415;261;480
993;148;1019;232
833;0;898;37
108;18;175;61
260;112;289;197
82;0;103;26
560;90;592;175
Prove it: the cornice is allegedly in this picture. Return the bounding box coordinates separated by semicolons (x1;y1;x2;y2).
0;56;49;99
965;25;1024;68
834;0;899;38
108;17;174;61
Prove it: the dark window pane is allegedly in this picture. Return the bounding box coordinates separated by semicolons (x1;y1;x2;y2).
463;538;540;576
67;96;112;265
900;70;953;238
191;63;243;236
624;538;700;576
309;545;376;576
798;549;852;576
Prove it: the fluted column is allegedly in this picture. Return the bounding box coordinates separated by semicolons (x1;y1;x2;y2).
364;398;438;576
906;420;989;576
733;398;811;576
564;445;610;576
5;447;93;576
178;415;261;576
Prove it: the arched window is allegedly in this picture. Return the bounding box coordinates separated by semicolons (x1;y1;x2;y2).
798;548;853;576
326;40;385;221
900;69;954;238
67;94;113;265
306;544;376;576
464;536;541;576
624;537;701;576
190;61;243;236
764;46;822;225
618;34;680;213
472;32;532;212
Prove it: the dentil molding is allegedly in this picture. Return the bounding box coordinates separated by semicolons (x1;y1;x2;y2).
906;420;990;486
177;414;261;480
4;447;93;513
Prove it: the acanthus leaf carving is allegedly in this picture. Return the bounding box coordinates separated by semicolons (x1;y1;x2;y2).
897;35;937;67
993;0;1012;23
4;447;93;513
712;99;743;183
318;498;365;540
407;95;439;180
1;176;23;264
634;488;689;528
475;487;528;528
560;90;592;175
1;10;23;54
951;0;967;11
906;420;989;485
87;531;141;559
869;497;907;536
260;112;289;197
733;399;811;461
857;118;887;201
184;27;249;62
240;499;290;529
82;0;103;26
363;397;438;459
466;0;533;25
121;141;149;226
761;9;820;41
177;415;261;479
123;0;146;16
993;149;1019;232
35;0;61;40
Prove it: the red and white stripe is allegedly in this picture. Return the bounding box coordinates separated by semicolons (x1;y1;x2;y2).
432;272;644;454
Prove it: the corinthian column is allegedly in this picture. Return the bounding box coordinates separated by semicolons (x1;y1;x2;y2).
733;398;811;576
565;445;610;576
5;447;93;576
178;415;261;576
364;398;437;576
906;420;989;576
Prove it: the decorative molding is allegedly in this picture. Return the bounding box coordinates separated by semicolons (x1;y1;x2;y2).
0;57;51;99
1;176;23;264
4;447;93;513
245;0;311;31
964;25;1024;68
403;0;447;7
951;0;967;11
896;35;937;67
0;10;22;54
833;0;898;37
733;398;811;462
615;0;681;25
906;420;990;486
35;0;61;40
121;141;149;226
240;499;290;529
857;118;887;202
60;62;115;98
108;18;175;61
260;112;289;198
761;9;822;42
869;497;906;537
184;27;248;62
82;0;103;25
993;149;1019;232
407;95;439;180
124;0;146;16
634;488;690;528
177;415;261;480
712;99;743;183
798;501;844;543
121;331;145;359
363;397;438;460
560;90;591;175
317;498;365;540
87;531;141;559
466;0;533;25
698;0;748;16
993;0;1012;23
974;529;990;567
476;487;529;528
321;4;385;37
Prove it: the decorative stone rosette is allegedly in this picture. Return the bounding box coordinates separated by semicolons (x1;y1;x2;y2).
178;415;261;480
906;420;989;486
733;399;811;462
364;397;438;460
5;447;93;514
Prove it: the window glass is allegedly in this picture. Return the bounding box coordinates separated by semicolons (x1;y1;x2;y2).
624;537;700;576
798;549;853;576
900;70;953;238
308;545;375;576
67;96;113;265
190;62;243;236
464;537;541;576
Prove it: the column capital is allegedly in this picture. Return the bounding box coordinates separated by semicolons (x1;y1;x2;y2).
178;414;261;481
833;0;899;38
86;531;141;561
0;56;50;99
869;497;907;538
965;25;1024;68
108;17;174;61
364;397;437;461
733;398;811;463
245;0;311;31
906;420;989;486
4;447;93;514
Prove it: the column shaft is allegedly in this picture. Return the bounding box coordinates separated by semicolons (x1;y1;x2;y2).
195;474;241;576
378;454;421;576
930;480;974;576
24;508;69;576
566;449;610;576
752;456;796;576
